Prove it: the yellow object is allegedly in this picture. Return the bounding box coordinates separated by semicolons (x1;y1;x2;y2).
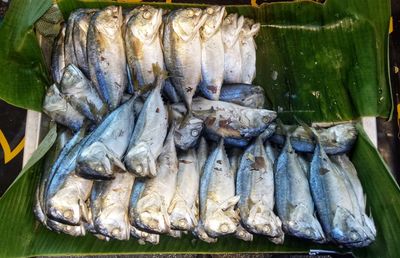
390;16;393;34
0;130;25;165
251;0;258;7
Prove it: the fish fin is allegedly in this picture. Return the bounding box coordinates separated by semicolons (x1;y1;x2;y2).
219;195;240;211
148;156;157;177
249;23;261;37
152;63;168;81
79;199;90;223
107;153;127;173
294;117;319;143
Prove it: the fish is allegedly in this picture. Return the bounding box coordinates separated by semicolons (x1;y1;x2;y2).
222;13;244;84
34;129;72;228
169;149;200;231
44;128;90;226
132;126;178;233
200;139;239;238
91;172;135;240
235;225;253;242
220;83;265;109
162;78;181;103
42;84;86;132
330;154;376;242
163;8;208;110
259;123;277;142
125;6;164;93
239;18;260;84
264;141;278;165
46;219;86;237
51;24;66;84
173;113;204;151
124;74;168;177
87;6;127;110
274;135;325;243
196;137;209;176
129;179;160;245
199;6;226;100
309;128;375;247
60;64;107;123
64;9;86;68
172;97;276;147
290;123;358;154
72;10;96;77
76;97;136;180
236;136;284;244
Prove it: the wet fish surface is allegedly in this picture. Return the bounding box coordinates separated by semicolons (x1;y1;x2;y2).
220;83;265;109
51;24;66;84
239;18;260;84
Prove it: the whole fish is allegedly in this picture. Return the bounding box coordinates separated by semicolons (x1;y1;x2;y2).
51;24;66;84
200;139;239;237
222;14;244;84
91;172;135;240
60;64;107;123
169;149;200;231
173;113;204;151
64;9;86;68
240;18;260;84
43;84;85;132
309;128;375;247
125;6;164;92
236;136;284;244
173;97;276;147
44;128;90;226
72;10;96;77
274;135;325;242
76;97;136;180
163;8;208;110
133;127;178;233
330;154;376;241
162;78;181;103
87;6;127;110
129;179;160;245
124;75;168;177
291;123;357;154
199;6;226;100
220;83;265;109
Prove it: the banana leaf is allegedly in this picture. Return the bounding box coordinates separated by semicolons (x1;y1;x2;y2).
0;0;398;257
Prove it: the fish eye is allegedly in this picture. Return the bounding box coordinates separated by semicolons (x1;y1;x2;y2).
225;17;231;24
262;116;271;124
350;231;360;241
187;9;194;17
219;223;229;233
191;129;199;137
143;11;151;19
206;8;214;15
111;228;121;237
135;165;143;173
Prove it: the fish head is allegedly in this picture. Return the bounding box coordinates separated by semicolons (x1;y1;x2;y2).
43;84;68;113
47;219;86;236
76;142;115;180
47;187;82;225
94;6;123;38
95;209;130;240
60;64;87;92
125;143;156;177
172;8;208;41
285;212;325;243
169;200;196;231
222;13;245;48
245;207;283;240
204;209;237;237
174;116;204;150
243;85;265;109
136;209;169;233
200;6;226;39
331;206;375;247
129;6;163;43
241;18;260;38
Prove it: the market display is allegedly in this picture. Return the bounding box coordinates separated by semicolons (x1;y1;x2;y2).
36;5;376;248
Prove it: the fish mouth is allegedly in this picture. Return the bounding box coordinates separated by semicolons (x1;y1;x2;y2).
47;206;80;226
76;160;115;180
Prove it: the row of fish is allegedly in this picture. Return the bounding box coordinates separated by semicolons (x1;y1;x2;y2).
51;5;260;116
35;105;376;248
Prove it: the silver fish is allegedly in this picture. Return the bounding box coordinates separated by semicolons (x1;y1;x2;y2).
240;18;260;84
264;141;278;164
199;6;226;100
200;139;239;237
220;83;265;109
72;10;96;77
87;6;127;110
60;64;107;123
64;9;86;68
162;78;181;103
309;129;375;247
131;225;160;245
125;6;164;92
163;8;208;110
275;135;325;242
46;219;86;237
51;24;66;84
76;97;135;180
174;113;204;150
42;84;85;132
169;149;200;231
196;137;209;176
235;225;253;242
124;75;168;177
236;136;284;244
91;172;135;240
133;127;178;233
222;13;244;84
